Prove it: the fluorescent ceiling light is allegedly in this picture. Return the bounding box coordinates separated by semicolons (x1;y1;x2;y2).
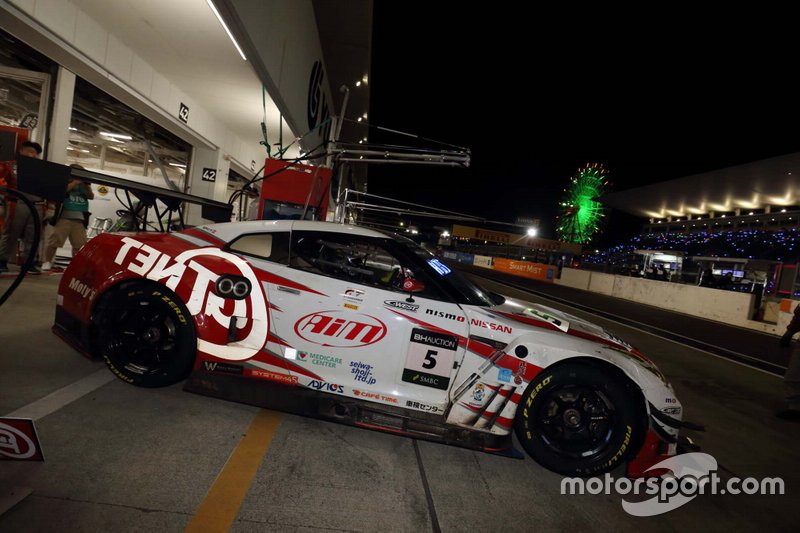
69;127;77;131
206;0;247;61
100;132;132;140
169;163;187;168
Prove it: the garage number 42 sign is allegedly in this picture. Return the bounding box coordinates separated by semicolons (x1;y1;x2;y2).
402;328;458;390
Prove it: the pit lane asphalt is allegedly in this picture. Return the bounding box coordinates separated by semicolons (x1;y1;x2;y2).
1;274;798;532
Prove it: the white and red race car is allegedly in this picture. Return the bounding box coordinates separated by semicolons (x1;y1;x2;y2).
53;220;686;477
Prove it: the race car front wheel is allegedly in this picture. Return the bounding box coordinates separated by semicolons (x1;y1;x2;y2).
94;281;196;388
514;363;644;477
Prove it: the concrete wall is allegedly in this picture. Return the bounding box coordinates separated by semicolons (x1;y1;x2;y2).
589;271;615;296
556;267;591;290
554;267;774;333
611;275;754;326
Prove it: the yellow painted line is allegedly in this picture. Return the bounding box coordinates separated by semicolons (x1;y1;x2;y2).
185;409;283;532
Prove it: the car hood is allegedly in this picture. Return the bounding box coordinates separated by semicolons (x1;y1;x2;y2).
463;295;640;356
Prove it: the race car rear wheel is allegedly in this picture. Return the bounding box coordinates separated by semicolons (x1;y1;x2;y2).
514;363;643;477
94;282;196;388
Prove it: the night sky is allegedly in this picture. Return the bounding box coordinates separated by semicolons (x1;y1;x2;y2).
367;6;798;247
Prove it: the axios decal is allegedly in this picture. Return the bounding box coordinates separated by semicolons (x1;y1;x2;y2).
294;310;387;348
114;237;268;361
308;380;345;394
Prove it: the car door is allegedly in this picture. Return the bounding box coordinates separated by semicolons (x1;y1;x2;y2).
267;227;470;412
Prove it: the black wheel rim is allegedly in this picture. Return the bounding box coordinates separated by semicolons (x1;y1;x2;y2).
104;295;179;376
533;384;616;459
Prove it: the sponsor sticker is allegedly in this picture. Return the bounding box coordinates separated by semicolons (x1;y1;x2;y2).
523;307;569;332
308;380;345;394
498;367;512;383
424;308;465;322
246;368;298;385
343;302;359;311
0;418;44;461
202;361;243;375
343;288;365;303
114;237;269;362
350;361;376;385
402;328;458;390
383;300;419;313
472;383;486;402
405;400;441;413
353;389;398;404
296;351;342;368
67;277;97;301
294;311;387;348
470;318;512;334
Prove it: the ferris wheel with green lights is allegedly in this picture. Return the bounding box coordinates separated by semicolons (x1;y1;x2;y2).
556;163;608;244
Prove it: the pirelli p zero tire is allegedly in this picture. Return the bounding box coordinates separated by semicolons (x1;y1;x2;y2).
514;363;643;477
94;281;196;388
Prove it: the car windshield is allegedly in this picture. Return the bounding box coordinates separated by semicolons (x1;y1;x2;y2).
382;232;496;307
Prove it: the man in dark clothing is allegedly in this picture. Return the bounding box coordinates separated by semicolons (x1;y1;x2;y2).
717;272;734;290
0;141;43;273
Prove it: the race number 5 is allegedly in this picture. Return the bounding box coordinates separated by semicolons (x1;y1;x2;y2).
402;328;458;390
423;349;437;369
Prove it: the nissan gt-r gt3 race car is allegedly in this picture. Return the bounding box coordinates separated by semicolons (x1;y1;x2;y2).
53;220;684;477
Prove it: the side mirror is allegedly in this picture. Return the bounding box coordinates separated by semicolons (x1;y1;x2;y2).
403;278;425;294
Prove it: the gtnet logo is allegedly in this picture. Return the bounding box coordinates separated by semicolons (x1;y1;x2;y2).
561;453;785;516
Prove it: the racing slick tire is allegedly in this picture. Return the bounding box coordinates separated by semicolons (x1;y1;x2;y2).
93;281;196;388
514;363;644;477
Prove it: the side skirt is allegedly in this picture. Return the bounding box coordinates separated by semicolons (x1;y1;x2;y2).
184;370;521;457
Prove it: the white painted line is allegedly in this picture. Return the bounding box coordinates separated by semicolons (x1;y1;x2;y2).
4;369;115;421
481;277;784;379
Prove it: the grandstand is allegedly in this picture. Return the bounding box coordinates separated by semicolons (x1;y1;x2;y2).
596;152;800;300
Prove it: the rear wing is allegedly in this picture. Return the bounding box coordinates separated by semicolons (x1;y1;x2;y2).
16;157;232;231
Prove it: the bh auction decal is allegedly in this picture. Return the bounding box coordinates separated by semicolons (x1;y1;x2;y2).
402;328;458;390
